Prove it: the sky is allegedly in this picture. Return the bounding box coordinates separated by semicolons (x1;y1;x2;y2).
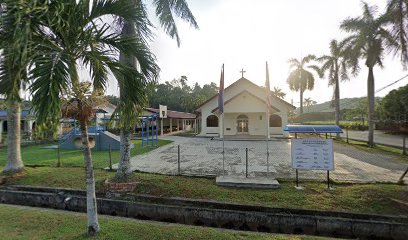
106;0;408;108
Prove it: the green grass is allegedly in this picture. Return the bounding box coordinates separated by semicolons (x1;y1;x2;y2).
174;130;197;137
3;167;407;216
0;139;172;169
0;204;324;240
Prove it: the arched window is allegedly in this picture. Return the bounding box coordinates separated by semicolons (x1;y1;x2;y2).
269;114;282;127
206;115;218;127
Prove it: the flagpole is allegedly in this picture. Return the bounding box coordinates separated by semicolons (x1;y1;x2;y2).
265;62;270;174
222;112;225;176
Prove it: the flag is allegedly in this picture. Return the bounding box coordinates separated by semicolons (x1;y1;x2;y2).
265;62;271;110
218;64;224;114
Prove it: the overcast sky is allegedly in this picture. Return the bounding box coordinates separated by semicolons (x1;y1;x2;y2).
106;0;408;107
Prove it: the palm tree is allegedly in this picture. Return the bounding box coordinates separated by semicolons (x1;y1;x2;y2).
384;0;408;67
287;55;321;114
303;97;316;108
0;0;48;173
272;87;286;99
340;2;399;146
318;39;350;137
27;0;158;235
115;0;198;182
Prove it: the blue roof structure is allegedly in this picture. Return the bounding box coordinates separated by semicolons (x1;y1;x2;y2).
283;125;343;133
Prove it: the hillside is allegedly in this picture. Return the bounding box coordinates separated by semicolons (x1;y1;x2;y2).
295;97;368;114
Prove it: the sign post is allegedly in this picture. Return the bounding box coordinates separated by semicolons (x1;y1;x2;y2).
291;138;334;190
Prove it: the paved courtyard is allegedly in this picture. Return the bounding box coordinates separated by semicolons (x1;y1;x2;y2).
123;136;408;183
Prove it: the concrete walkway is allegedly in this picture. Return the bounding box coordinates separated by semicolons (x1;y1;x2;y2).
122;136;408;183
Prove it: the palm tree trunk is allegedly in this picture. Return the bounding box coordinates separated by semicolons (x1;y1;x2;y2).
3;100;24;173
334;76;340;139
299;90;304;114
116;20;137;182
115;129;132;182
79;120;100;235
367;67;375;147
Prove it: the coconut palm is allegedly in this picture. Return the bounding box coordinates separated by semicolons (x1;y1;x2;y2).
384;0;408;67
272;87;286;99
115;0;198;182
0;0;49;173
27;0;158;235
287;55;321;114
340;2;399;146
317;39;350;137
303;97;316;108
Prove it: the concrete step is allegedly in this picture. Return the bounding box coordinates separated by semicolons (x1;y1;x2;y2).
216;176;280;189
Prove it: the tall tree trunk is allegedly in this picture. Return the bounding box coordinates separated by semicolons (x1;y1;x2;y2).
116;20;137;182
79;121;100;235
334;75;340;139
299;90;304;114
116;129;133;181
367;67;375;147
3;100;24;173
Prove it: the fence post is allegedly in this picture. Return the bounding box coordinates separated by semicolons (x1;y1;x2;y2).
177;145;181;175
346;128;349;143
245;148;248;178
57;141;61;168
109;144;112;171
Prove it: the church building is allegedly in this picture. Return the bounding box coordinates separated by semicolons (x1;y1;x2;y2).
196;77;295;137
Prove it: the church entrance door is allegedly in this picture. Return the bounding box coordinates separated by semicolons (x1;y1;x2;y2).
236;114;248;134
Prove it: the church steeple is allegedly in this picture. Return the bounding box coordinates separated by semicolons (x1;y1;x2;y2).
240;68;246;78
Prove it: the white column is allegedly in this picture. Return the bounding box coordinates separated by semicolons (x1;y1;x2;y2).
182;120;185;131
160;118;163;135
177;119;180;131
170;119;173;133
194;119;197;134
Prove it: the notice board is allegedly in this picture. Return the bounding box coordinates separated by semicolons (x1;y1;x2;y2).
291;139;334;171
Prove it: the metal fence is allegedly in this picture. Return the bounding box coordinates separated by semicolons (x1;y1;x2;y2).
132;135;408;184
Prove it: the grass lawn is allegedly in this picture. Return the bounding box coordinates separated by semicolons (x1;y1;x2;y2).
0;204;324;240
0;139;172;169
3;167;407;216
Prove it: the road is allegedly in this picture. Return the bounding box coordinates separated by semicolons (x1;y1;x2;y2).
340;130;407;149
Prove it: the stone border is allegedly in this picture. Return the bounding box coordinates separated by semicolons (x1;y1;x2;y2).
0;186;407;239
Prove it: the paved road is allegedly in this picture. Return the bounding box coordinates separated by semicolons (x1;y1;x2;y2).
122;136;408;183
340;130;407;149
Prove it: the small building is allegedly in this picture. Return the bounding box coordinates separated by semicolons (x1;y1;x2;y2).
196;77;295;137
144;108;196;134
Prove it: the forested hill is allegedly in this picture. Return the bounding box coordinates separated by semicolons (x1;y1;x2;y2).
296;97;368;114
147;76;218;113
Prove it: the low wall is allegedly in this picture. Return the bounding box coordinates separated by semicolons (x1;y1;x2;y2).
0;186;407;239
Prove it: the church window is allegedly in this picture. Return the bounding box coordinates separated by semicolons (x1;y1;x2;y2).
269;114;282;127
206;115;218;127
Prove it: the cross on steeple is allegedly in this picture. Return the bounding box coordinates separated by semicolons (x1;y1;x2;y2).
240;68;246;78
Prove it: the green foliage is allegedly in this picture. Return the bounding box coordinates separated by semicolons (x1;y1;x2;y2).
380;84;408;119
148;76;218;112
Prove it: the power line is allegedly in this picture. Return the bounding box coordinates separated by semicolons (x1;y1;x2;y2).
375;73;408;93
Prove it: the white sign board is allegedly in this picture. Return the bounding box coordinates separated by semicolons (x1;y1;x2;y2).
159;105;167;118
291;139;334;171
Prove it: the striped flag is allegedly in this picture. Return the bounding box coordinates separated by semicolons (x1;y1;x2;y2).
218;64;224;114
265;62;271;110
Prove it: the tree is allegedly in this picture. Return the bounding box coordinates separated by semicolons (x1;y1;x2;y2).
272;87;286;99
318;39;350;137
286;55;321;114
303;97;316;107
340;2;399;146
385;0;408;68
115;0;198;182
27;0;152;235
0;0;47;173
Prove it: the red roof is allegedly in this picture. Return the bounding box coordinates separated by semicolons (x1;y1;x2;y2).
145;108;196;119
